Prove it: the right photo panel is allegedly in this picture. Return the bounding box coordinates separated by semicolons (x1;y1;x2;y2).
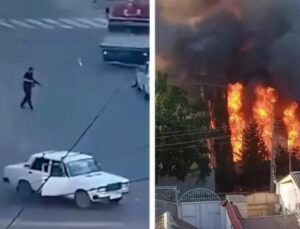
155;0;300;228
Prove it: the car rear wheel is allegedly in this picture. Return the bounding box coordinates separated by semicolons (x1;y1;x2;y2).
109;197;123;204
17;180;32;198
75;190;91;209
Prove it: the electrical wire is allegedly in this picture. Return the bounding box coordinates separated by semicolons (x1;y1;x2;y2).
156;135;230;148
156;128;228;139
157;125;228;135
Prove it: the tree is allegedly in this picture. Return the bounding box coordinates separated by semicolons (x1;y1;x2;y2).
239;122;270;188
156;71;211;182
276;147;300;180
213;88;236;192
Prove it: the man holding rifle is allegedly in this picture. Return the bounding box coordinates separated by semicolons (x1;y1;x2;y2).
20;67;41;110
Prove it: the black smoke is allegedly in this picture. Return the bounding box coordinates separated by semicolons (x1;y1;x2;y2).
157;0;300;100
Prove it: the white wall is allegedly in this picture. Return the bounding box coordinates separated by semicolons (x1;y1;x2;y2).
278;181;300;214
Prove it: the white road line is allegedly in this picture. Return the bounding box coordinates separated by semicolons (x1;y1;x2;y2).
42;19;74;29
9;19;35;28
75;18;106;28
59;18;90;29
0;19;15;29
25;19;55;29
0;220;125;228
92;17;108;26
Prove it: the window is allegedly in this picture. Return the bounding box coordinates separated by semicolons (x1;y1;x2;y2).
31;158;49;171
50;161;65;177
67;159;101;177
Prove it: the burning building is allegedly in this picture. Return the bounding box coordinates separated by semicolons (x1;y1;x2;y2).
156;0;300;162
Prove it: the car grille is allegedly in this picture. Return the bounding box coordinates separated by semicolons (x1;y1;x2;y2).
106;183;122;192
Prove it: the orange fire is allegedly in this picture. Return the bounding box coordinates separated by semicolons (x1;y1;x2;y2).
252;85;277;152
283;102;300;150
227;83;246;161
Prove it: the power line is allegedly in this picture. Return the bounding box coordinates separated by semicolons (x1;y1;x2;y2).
157;125;229;135
6;87;123;229
156;140;237;152
156;135;230;148
156;128;228;139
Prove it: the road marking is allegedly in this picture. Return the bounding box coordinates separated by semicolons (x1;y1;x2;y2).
42;19;74;29
0;220;125;228
92;17;108;26
75;18;106;28
9;19;35;28
59;18;90;29
0;19;15;29
25;19;55;29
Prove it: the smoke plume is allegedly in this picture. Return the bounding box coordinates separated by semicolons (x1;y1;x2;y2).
156;0;300;100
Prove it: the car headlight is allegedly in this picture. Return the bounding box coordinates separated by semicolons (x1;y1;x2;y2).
103;51;108;55
122;183;129;188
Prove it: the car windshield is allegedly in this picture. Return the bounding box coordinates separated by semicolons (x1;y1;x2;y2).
67;159;101;177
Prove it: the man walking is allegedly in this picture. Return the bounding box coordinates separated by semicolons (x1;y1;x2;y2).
20;67;41;110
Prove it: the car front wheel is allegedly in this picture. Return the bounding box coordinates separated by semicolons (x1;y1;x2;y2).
75;190;91;209
17;180;33;199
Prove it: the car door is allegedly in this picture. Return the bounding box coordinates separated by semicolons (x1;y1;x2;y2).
41;161;70;197
26;157;49;191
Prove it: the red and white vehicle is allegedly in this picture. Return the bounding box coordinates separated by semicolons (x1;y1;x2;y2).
108;0;149;32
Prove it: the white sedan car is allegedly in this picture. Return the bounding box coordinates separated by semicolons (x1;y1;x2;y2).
3;150;130;209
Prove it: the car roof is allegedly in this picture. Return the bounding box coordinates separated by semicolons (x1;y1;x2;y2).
101;33;149;49
32;150;93;163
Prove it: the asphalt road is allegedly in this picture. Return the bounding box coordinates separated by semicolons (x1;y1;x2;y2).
0;0;149;228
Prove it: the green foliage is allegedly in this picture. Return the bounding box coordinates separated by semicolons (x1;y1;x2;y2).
239;122;270;188
156;72;211;182
213;88;236;192
276;147;300;180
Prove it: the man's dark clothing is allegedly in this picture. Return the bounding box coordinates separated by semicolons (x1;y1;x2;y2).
20;71;39;110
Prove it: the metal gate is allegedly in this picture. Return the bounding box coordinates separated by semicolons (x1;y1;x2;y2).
178;188;222;229
156;186;179;219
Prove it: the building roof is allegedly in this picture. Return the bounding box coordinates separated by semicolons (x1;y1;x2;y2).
100;33;149;48
222;201;243;229
244;215;300;229
278;171;300;190
32;151;92;163
291;172;300;189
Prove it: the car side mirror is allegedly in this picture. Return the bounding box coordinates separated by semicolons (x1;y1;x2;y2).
24;164;30;168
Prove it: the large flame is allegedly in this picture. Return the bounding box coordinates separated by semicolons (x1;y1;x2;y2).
252;85;277;152
283;102;300;150
227;83;245;161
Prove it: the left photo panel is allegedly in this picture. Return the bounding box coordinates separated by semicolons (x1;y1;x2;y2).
0;0;149;228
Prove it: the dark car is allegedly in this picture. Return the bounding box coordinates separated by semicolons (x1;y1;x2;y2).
100;33;149;66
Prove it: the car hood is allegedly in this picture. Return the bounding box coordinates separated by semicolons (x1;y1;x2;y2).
75;171;129;189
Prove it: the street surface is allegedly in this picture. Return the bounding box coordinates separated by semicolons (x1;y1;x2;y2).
0;0;149;228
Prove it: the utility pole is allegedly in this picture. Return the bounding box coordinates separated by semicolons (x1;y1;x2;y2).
289;150;292;173
270;104;276;192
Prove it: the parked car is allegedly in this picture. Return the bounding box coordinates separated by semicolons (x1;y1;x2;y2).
3;150;129;209
100;33;149;66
